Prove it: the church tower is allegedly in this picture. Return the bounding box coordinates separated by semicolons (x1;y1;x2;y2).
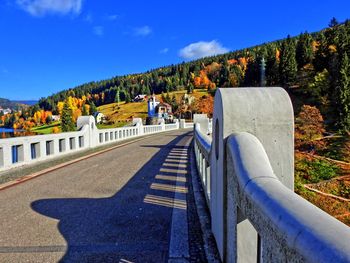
147;93;159;117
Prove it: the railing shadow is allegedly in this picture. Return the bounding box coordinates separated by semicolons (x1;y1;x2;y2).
31;131;192;263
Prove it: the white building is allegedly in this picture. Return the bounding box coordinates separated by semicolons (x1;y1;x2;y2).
51;115;60;121
133;94;147;102
93;112;105;124
0;108;12;115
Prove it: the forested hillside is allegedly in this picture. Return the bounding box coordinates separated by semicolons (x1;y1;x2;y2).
36;18;350;132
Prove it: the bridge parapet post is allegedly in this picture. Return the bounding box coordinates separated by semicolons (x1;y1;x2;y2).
159;118;166;131
173;119;179;129
133;118;144;136
193;114;211;135
180;119;186;129
77;116;97;148
211;87;294;261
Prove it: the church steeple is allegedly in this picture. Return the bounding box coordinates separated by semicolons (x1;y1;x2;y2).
148;91;159;117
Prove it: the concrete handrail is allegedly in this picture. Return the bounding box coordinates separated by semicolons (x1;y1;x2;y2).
194;124;211;160
194;123;212;202
192;87;350;262
226;132;350;262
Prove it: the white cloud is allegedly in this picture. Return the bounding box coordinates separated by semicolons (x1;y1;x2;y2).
93;26;104;36
160;48;169;54
16;0;82;16
133;26;152;36
178;40;229;60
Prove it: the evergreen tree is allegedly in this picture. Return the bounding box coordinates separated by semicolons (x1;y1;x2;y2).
125;92;131;103
193;64;200;75
313;32;328;72
52;103;57;115
115;88;120;105
219;60;230;87
181;63;189;85
337;52;350;131
329;17;339;27
144;85;151;95
61;100;75;132
89;101;97;115
187;83;194;94
113;88;120;111
279;35;298;88
266;47;280;86
308;69;330;104
243;58;260;86
82;104;89;116
296;32;314;68
336;22;350;58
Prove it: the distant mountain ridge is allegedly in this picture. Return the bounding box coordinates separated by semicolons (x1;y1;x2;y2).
0;98;37;109
12;100;38;106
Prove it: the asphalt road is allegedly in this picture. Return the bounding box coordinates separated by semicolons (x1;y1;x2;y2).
0;130;193;263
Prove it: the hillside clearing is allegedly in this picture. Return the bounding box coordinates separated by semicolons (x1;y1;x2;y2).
98;89;210;123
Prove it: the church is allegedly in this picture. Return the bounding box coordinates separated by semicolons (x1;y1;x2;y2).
147;94;173;122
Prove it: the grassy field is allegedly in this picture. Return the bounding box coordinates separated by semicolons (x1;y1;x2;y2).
97;89;210;124
98;101;148;122
31;121;61;134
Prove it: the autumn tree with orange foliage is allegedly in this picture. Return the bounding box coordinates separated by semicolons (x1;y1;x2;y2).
193;70;216;90
195;95;214;117
295;105;326;152
52;126;60;133
32;110;53;125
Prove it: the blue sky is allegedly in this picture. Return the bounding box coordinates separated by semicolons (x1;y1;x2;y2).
0;0;349;100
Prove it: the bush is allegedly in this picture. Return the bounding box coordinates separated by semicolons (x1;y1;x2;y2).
295;105;326;152
295;157;339;184
52;126;60;133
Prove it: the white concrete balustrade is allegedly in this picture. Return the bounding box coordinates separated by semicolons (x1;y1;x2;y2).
0;116;187;172
179;119;195;129
193;87;350;262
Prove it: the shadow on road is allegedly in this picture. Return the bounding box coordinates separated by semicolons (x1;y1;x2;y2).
31;132;192;263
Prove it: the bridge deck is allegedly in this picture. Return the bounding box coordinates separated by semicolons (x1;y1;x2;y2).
0;130;205;262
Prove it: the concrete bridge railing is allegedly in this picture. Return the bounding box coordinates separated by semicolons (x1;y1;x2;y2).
193;87;350;262
0;117;185;172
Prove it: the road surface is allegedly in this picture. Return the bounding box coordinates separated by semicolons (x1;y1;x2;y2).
0;130;197;263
